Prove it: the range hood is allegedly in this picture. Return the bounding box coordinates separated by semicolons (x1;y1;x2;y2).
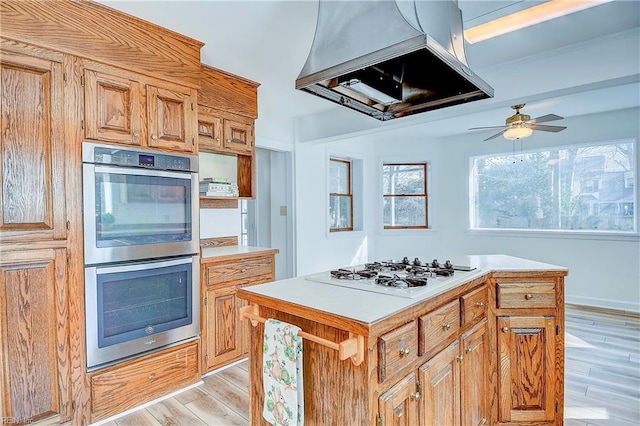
296;0;494;121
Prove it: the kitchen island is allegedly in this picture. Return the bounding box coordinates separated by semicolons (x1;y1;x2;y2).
237;255;568;426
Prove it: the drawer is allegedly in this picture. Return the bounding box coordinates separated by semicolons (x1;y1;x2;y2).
378;321;418;382
91;341;199;420
205;255;274;286
461;286;487;326
419;299;460;356
497;282;556;309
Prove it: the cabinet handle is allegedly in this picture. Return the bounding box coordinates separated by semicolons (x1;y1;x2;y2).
525;293;535;300
442;322;452;330
465;347;473;353
456;355;464;361
241;268;247;273
475;301;485;307
151;134;158;140
133;132;140;137
399;347;410;356
148;374;156;381
410;391;421;400
502;327;510;332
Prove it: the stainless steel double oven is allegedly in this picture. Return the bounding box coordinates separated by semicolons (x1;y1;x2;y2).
82;142;200;370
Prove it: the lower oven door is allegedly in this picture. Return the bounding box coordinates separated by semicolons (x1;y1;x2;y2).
85;255;200;370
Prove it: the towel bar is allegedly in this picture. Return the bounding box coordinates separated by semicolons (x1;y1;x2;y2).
240;303;365;366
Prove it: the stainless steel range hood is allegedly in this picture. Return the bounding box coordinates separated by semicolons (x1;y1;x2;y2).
296;0;494;121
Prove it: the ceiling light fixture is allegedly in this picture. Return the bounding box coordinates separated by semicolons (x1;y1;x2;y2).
464;0;613;44
504;125;534;141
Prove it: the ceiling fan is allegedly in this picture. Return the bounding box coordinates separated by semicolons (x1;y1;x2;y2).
469;104;567;141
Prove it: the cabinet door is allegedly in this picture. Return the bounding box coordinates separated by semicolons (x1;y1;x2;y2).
147;84;196;153
461;319;488;426
0;50;66;242
197;109;223;152
0;248;71;424
378;372;419;426
84;68;144;146
497;316;556;423
204;286;243;371
419;340;460;426
222;117;253;154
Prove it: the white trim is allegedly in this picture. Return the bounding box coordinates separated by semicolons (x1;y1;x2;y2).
567;295;640;314
255;136;295;153
466;228;640;242
326;149;365;237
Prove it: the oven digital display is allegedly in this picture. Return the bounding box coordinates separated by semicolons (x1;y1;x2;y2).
139;154;155;167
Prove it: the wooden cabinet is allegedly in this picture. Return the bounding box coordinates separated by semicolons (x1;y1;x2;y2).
0;248;71;424
0;48;67;243
198;65;259;205
418;314;488;426
90;340;199;421
496;316;556;423
378;372;420;426
201;250;276;373
490;276;564;425
84;62;197;153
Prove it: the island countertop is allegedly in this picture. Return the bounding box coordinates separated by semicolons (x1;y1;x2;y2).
200;244;278;261
238;254;567;326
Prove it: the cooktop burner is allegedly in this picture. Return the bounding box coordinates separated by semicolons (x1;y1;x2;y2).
310;257;477;298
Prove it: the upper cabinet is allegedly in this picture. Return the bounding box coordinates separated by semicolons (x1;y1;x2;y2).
0;47;67;243
197;64;259;202
83;62;197;153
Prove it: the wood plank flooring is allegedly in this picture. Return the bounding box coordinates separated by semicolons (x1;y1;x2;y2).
82;304;640;425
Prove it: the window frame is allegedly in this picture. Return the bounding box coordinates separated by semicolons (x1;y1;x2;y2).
469;138;637;236
382;162;429;230
329;157;354;232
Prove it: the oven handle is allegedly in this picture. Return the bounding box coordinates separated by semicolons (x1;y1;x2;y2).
94;256;195;275
93;165;194;180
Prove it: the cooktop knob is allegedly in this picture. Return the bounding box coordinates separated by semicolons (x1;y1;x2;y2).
413;258;422;266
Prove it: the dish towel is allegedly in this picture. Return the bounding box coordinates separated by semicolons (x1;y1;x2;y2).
262;319;304;426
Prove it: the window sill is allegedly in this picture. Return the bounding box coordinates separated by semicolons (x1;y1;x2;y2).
379;228;436;236
467;228;639;242
326;230;366;239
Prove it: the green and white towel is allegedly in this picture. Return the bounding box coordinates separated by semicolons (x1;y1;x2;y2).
262;319;304;426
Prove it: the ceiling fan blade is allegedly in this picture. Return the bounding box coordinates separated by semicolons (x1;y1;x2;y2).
529;124;567;132
483;129;507;141
529;114;563;124
468;125;507;130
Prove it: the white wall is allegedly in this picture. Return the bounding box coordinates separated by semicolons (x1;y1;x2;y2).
295;138;377;275
294;108;639;312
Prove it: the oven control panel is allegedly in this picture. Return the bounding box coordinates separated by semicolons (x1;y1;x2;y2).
84;142;197;172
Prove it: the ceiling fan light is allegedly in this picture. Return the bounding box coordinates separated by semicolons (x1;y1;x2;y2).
504;126;533;140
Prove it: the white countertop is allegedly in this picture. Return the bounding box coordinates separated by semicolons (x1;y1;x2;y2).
239;255;567;325
200;245;277;260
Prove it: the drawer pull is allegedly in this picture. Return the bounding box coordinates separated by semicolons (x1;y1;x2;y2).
502;327;510;332
475;301;485;307
148;374;156;381
241;268;247;273
465;347;473;353
525;294;535;300
399;347;410;356
456;355;464;361
151;134;158;140
133;132;140;137
442;323;452;330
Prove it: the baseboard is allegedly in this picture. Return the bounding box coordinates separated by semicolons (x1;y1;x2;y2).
566;295;640;316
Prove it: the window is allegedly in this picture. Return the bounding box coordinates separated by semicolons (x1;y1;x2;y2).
329;158;353;231
470;140;636;233
382;163;428;229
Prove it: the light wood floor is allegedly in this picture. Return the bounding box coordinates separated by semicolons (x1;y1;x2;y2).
95;304;639;425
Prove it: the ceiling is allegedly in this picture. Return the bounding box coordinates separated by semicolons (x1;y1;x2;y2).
98;0;640;144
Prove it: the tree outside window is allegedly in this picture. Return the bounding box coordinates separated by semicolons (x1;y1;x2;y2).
382;163;428;229
471;140;636;232
329;158;353;231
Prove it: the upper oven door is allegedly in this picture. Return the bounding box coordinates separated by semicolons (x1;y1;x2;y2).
83;163;199;264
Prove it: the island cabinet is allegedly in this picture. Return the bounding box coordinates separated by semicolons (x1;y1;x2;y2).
83;61;197;153
488;274;565;425
200;248;277;373
238;257;567;426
